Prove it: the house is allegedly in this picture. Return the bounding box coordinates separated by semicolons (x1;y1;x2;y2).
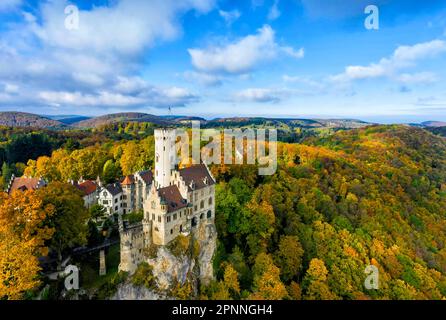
73;179;98;208
98;183;123;216
5;174;46;194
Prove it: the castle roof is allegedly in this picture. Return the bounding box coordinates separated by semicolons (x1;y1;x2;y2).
121;175;135;186
158;185;188;213
8;176;45;194
75;180;97;196
104;183;123;196
138;170;153;185
179;164;215;191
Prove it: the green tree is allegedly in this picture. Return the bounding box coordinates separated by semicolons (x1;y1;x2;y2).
37;182;90;268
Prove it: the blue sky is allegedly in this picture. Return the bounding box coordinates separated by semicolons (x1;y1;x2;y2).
0;0;446;123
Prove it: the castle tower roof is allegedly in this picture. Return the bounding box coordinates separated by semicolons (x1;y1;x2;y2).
121;175;135;186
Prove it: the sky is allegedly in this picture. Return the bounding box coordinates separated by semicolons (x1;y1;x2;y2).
0;0;446;123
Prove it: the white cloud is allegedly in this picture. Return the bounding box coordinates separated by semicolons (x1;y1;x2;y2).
183;71;224;86
38;85;199;109
0;0;213;111
32;0;214;55
331;39;446;83
282;75;324;89
0;0;22;12
219;9;241;26
267;0;281;21
396;72;438;84
281;46;304;59
4;83;19;93
188;25;304;74
234;88;283;103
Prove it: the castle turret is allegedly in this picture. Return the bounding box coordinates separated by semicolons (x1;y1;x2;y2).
154;128;176;189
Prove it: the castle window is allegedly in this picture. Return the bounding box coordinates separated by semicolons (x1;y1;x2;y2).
158;216;161;223
208;197;212;205
167;216;171;223
180;225;183;232
115;198;118;203
115;206;118;211
173;213;177;220
200;200;204;209
194;205;197;212
170;229;173;235
200;213;204;220
207;210;212;219
103;200;108;205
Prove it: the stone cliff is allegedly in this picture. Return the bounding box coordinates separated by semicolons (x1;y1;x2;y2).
112;222;217;300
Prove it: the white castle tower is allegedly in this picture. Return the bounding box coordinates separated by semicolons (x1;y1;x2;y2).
154;128;176;188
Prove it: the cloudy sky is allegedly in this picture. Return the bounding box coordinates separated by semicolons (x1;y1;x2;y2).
0;0;446;122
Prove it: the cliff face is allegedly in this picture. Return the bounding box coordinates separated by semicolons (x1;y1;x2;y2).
113;222;217;300
111;283;165;300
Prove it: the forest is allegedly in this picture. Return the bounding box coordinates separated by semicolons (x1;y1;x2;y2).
2;122;446;299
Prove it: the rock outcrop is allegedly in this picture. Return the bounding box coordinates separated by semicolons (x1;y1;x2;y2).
112;222;217;299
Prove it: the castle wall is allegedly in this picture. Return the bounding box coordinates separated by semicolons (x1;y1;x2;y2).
118;220;152;273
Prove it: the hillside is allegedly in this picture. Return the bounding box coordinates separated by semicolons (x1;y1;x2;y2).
209;125;446;299
421;121;446;127
0;112;65;128
203;117;370;129
44;115;91;125
72;112;206;128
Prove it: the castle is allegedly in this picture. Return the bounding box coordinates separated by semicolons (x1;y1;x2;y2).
118;128;216;273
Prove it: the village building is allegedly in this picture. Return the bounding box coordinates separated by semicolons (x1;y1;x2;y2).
73;179;98;208
98;183;124;216
5;174;47;194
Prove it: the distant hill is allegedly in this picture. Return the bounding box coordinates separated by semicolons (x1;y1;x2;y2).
72;112;173;128
421;121;446;127
0;111;373;131
203;117;370;129
44;115;91;125
0;112;65;128
72;112;208;128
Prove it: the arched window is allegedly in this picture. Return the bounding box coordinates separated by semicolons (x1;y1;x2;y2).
207;210;212;218
200;200;204;209
200;213;204;220
208;197;212;205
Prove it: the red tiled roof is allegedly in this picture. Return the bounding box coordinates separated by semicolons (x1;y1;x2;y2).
158;185;188;213
9;177;44;193
75;180;97;196
179;164;215;191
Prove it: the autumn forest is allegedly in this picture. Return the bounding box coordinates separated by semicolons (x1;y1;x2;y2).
2;121;446;300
